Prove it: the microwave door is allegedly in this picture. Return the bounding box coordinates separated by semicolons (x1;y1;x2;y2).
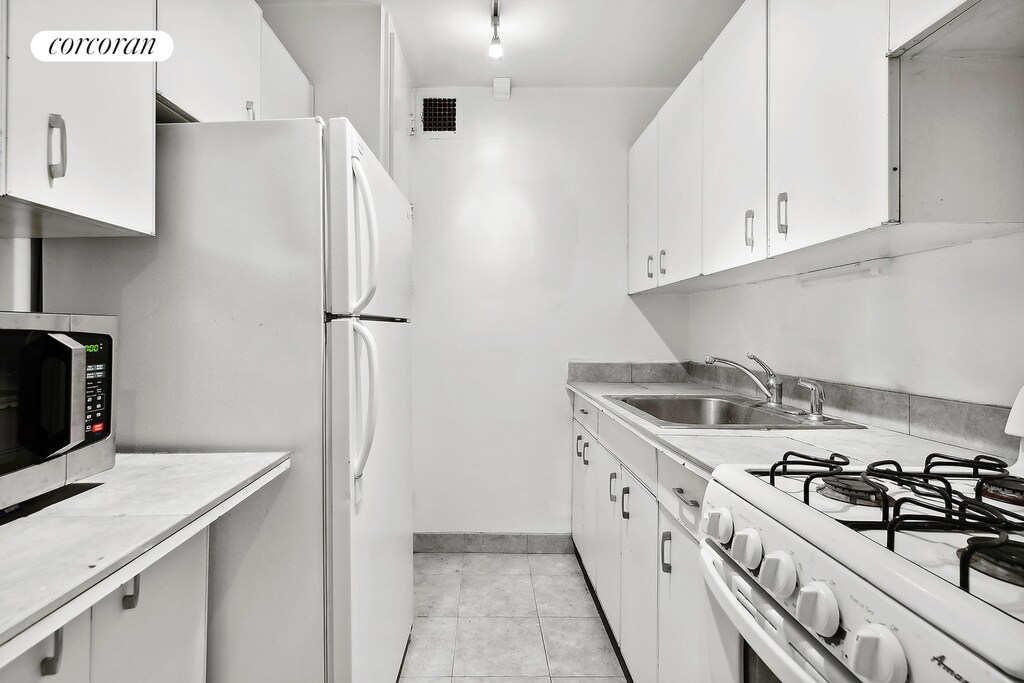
16;332;86;459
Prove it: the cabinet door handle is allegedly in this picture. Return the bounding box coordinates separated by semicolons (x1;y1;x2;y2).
744;209;755;248
575;435;583;458
621;486;630;519
582;442;589;466
659;249;666;275
661;530;672;574
47;114;68;180
608;471;618;502
672;487;701;508
777;192;789;235
40;628;63;676
246;100;256;121
122;574;142;610
646;255;654;278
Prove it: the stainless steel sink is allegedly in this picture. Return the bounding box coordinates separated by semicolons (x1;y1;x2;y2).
607;395;864;430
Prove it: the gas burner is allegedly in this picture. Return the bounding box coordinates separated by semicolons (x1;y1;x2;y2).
817;475;889;507
958;538;1024;588
980;476;1024;506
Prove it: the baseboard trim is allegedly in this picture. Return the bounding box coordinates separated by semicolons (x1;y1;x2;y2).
413;532;573;554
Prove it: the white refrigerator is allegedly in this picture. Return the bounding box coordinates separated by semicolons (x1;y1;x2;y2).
42;118;413;683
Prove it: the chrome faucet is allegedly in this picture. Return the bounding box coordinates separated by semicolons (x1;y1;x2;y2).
705;353;784;406
798;379;827;421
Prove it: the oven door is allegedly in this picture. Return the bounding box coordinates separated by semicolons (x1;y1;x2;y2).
700;541;859;683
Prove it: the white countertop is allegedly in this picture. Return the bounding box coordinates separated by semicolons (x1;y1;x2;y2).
568;381;985;475
0;451;290;648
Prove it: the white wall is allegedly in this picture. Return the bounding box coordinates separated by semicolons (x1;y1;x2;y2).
410;87;679;533
260;2;383;156
0;239;33;311
660;231;1024;407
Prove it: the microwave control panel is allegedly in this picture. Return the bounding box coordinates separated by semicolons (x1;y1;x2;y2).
72;332;112;444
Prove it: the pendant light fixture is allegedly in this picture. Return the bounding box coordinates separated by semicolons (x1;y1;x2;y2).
489;0;503;60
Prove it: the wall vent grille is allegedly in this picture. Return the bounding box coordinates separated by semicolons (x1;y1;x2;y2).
421;97;457;133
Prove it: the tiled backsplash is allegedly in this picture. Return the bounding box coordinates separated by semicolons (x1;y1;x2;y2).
567;361;1018;460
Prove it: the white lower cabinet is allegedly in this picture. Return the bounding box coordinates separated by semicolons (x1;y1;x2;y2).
0;530;209;683
589;443;622;639
0;613;91;683
571;421;592;563
90;530;209;682
619;469;659;683
570;403;707;683
657;510;704;683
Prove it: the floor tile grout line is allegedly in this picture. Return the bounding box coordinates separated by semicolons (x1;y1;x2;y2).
531;567;552;677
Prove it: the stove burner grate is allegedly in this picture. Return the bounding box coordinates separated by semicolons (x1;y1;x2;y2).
817;475;890;507
957;538;1024;588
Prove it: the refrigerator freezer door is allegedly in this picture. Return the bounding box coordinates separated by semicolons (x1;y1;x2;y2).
328;318;413;683
43;119;330;683
328;118;412;319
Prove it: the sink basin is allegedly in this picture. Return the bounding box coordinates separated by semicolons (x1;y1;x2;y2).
607;395;864;430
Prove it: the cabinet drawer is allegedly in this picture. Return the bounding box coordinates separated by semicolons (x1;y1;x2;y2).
598;413;656;493
573;394;600;435
656;450;708;539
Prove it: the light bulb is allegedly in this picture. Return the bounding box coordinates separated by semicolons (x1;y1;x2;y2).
489;35;503;60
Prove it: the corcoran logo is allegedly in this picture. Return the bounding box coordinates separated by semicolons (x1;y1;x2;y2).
932;655;972;682
31;31;173;62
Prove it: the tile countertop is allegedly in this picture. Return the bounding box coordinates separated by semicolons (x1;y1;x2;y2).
568;381;991;476
0;451;290;648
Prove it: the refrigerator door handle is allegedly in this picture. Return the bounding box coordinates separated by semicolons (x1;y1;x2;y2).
350;155;380;314
352;321;380;480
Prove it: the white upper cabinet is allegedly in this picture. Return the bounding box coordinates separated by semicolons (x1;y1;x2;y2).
657;61;703;285
889;0;972;52
2;0;155;237
158;0;262;121
767;0;891;256
701;0;768;275
627;118;659;294
259;20;314;120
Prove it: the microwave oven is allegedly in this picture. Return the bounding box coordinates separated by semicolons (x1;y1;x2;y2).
0;311;116;510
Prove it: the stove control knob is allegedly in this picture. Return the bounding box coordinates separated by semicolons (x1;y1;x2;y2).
701;507;734;544
849;624;908;683
795;581;840;637
759;551;798;598
730;528;763;569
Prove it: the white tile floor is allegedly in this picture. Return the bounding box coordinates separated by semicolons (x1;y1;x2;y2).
402;553;627;682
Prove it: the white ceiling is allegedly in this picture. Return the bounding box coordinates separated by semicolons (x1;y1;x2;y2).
261;0;744;88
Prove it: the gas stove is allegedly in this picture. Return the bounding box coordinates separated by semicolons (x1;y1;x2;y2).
700;450;1024;683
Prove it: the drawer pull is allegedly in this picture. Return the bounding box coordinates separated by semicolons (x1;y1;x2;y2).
673;487;700;508
609;471;618;502
661;530;672;574
621;486;630;520
578;408;589;415
40;628;63;676
122;574;142;610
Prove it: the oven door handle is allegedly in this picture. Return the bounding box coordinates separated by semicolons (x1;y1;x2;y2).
699;542;846;683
